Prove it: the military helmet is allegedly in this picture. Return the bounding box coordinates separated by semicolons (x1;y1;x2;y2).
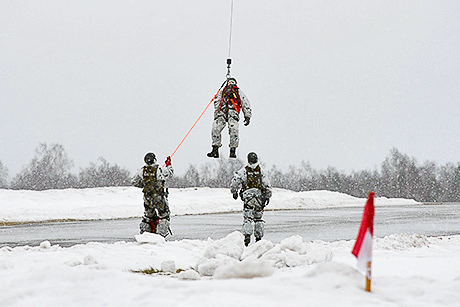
247;152;258;164
144;152;156;165
227;77;237;86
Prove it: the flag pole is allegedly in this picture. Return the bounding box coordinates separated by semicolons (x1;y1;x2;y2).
365;260;372;292
351;191;375;292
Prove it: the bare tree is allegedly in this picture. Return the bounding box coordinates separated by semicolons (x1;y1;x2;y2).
438;163;460;202
78;157;131;188
184;164;201;187
380;148;419;199
0;161;8;188
11;143;77;190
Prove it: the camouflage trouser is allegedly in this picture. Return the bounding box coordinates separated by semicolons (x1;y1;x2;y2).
211;116;239;148
242;208;264;240
241;190;265;240
139;192;170;237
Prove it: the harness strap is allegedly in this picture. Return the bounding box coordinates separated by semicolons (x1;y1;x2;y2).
218;85;242;114
230;98;241;113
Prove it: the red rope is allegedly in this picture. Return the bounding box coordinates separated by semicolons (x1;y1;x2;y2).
163;88;221;166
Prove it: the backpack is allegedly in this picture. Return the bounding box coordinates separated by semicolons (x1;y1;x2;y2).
243;165;262;190
142;165;164;194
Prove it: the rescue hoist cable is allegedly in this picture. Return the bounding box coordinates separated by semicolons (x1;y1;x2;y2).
226;0;234;78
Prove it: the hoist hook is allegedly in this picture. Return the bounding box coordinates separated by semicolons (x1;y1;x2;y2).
226;58;232;79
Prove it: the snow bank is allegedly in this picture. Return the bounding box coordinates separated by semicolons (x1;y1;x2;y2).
0;187;419;223
1;232;460;306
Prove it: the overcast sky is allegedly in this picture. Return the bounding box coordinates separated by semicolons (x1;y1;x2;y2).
1;1;460;177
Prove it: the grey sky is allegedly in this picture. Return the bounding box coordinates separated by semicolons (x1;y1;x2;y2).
1;1;460;178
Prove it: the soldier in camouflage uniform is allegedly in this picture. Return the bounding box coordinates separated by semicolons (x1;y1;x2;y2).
207;77;252;159
132;152;174;237
231;152;272;246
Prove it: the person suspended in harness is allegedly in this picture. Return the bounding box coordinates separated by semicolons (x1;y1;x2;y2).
230;152;272;246
132;152;174;237
207;77;252;159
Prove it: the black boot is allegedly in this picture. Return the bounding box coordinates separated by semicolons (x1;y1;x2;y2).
229;147;236;158
207;145;219;158
244;234;251;247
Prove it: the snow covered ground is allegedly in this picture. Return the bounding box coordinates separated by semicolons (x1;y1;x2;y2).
1;187;459;306
0;187;419;223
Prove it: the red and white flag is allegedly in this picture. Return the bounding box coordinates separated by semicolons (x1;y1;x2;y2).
352;192;375;272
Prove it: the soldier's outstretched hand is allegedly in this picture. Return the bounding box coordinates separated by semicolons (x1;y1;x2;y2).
165;156;171;167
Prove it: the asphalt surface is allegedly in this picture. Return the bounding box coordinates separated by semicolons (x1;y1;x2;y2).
1;203;460;247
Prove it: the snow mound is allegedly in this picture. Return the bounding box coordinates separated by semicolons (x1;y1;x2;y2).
306;261;362;279
178;269;201;280
197;254;239;277
376;234;431;250
134;232;166;244
39;240;51;249
195;231;332;278
304;262;364;291
213;258;274;279
203;231;245;259
161;260;176;273
241;239;275;259
259;236;333;268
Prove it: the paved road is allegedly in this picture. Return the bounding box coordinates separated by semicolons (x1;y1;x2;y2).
1;203;460;247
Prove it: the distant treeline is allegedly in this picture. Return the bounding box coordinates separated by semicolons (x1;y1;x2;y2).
1;143;459;202
0;143;131;191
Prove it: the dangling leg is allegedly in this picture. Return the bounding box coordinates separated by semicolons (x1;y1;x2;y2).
229;147;236;159
228;117;239;158
208;117;226;158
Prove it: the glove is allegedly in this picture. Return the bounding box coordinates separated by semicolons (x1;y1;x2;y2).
165;156;171;167
244;117;250;126
233;192;238;200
